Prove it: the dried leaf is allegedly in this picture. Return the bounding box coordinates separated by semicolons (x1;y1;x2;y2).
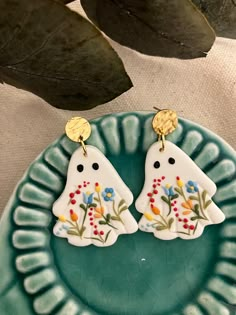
81;0;215;59
192;0;236;38
0;0;132;110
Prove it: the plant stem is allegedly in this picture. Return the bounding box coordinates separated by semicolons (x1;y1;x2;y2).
167;196;171;216
112;200;124;224
181;187;188;202
197;191;208;220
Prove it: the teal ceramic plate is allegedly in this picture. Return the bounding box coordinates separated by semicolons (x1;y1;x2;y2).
1;112;236;315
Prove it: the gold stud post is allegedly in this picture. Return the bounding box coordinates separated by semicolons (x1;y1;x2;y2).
152;108;178;152
65;117;91;156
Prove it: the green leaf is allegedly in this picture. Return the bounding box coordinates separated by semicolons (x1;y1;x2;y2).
118;199;126;209
202;190;207;203
174;187;182;195
192;0;236;39
191;216;199;221
161;196;169;204
98;220;107;225
168;218;174;228
89;203;97;208
67;230;79;235
205;200;212;209
94;197;100;202
0;0;132;110
81;0;215;59
105;230;112;242
119;206;128;213
106;213;111;221
189;196;199;201
171;194;179;200
156;225;168;231
85;237;103;243
80;204;86;210
111;216;120;221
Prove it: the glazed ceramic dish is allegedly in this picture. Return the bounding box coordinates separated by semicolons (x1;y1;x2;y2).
0;112;236;315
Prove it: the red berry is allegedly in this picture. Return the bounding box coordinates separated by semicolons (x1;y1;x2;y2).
88;212;92;216
90;217;93;221
178;218;182;222
87;182;90;184
90;222;94;226
90;208;93;210
69;193;75;198
153;184;157;188
150;204;154;208
183;224;189;229
153;190;158;194
150;198;155;203
174;207;178;211
176;176;180;180
183;218;188;223
162;176;165;180
70;209;73;214
71;199;76;205
158;179;161;182
95;182;99;186
190;225;195;230
154;179;157;182
175;213;179;217
78;185;82;188
94;225;97;228
94;230;98;235
147;193;152;197
100;231;104;235
75;190;80;194
174;201;177;204
84;184;87;187
171;203;174;206
157;183;161;186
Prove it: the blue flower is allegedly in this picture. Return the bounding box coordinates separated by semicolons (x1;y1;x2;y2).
186;181;199;193
83;192;94;204
102;188;115;201
163;185;175;197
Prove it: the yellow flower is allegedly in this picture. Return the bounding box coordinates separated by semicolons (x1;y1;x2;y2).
150;205;160;215
94;207;104;218
95;183;101;192
166;184;171;189
177;179;184;188
144;212;154;221
58;215;66;222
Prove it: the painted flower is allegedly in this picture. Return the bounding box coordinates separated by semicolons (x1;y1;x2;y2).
83;192;94;204
186;181;199;193
94;207;104;218
144;212;154;221
95;182;101;193
150;204;160;215
70;210;78;222
58;215;66;222
176;176;184;188
181;199;193;210
163;184;175;197
102;188;115;201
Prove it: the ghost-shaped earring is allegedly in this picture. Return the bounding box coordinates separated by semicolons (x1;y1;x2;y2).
135;109;225;240
53;117;138;247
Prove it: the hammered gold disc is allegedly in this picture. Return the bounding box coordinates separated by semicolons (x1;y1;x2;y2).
152;109;178;136
65;117;91;142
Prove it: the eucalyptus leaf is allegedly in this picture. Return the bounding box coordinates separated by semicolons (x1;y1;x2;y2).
156;225;167;231
193;0;236;38
205;200;212;209
81;0;215;59
168;218;174;228
0;0;132;110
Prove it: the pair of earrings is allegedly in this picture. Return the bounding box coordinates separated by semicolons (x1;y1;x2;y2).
53;110;225;247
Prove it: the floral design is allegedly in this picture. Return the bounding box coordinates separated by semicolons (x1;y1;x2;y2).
186;181;199;193
56;181;129;244
143;176;213;236
102;188;115;201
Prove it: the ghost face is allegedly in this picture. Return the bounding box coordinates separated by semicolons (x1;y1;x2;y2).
143;140;216;196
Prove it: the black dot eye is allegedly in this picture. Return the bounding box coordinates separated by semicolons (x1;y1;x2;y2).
92;163;99;170
168;157;175;165
154;161;160;169
77;164;84;172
